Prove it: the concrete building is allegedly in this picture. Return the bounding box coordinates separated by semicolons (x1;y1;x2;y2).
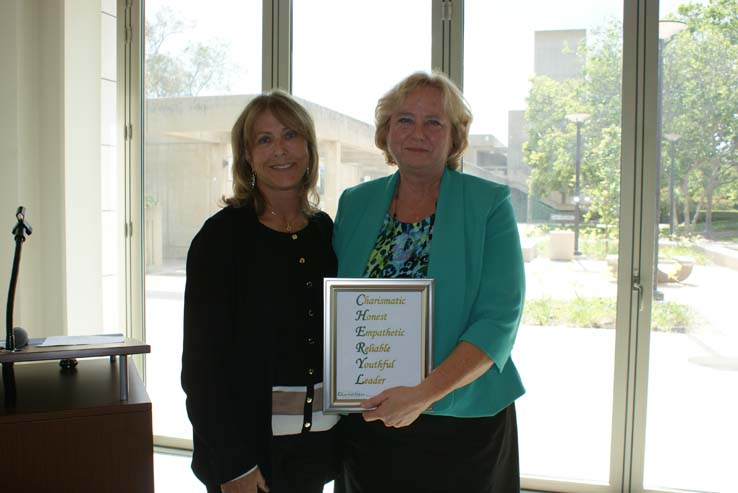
144;38;596;266
144;95;390;264
501;29;589;222
534;29;587;81
145;95;532;265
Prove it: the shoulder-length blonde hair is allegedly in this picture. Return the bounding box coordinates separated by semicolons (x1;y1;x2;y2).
224;90;320;215
375;71;473;171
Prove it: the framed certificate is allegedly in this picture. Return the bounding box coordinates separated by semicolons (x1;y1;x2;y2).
323;278;434;413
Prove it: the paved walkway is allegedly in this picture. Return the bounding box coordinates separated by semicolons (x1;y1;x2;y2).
524;251;738;362
518;243;738;492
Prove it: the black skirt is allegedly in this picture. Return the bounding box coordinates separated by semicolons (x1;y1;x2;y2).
338;404;519;493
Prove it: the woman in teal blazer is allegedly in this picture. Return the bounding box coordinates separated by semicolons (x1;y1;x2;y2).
333;72;526;493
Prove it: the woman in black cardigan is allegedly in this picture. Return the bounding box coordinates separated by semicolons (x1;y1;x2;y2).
182;90;339;493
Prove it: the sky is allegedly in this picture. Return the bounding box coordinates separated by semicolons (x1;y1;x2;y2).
147;0;701;142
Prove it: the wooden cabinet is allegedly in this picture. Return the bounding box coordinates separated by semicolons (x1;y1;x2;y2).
0;359;154;493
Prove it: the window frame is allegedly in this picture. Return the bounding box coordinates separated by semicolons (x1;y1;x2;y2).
128;1;681;491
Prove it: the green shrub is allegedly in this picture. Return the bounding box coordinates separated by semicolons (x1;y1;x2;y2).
580;238;618;260
651;301;695;333
524;297;557;325
523;296;695;333
693;210;738;223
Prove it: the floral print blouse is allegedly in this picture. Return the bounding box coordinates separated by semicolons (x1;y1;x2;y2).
364;213;435;279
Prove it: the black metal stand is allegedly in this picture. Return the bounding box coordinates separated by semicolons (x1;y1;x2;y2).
4;207;32;355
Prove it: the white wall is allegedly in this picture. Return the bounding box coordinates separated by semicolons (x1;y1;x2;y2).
0;1;23;334
100;1;122;332
1;0;113;339
37;1;69;337
64;0;103;335
0;0;67;340
17;0;43;338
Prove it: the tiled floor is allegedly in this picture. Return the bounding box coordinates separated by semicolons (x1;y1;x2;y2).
154;450;335;493
154;451;202;493
154;451;541;493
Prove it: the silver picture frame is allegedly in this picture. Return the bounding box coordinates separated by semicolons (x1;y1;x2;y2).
323;278;434;413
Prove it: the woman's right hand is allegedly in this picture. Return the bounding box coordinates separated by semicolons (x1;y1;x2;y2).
221;467;270;493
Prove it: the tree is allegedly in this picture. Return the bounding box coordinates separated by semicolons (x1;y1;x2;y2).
524;20;623;229
523;0;738;239
664;1;738;237
145;6;233;98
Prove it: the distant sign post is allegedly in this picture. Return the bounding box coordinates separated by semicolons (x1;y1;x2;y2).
550;214;575;222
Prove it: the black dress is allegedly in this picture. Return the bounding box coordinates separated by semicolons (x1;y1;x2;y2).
182;205;339;492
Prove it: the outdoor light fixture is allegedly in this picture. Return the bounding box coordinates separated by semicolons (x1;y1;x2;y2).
664;133;682;235
654;20;687;300
566;112;591;256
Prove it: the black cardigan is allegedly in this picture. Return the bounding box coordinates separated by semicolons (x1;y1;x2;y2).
181;205;336;487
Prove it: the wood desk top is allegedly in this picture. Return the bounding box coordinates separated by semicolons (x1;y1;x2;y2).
0;337;150;364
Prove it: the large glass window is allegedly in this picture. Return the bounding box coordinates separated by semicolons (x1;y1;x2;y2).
465;0;624;485
644;1;738;492
138;1;738;491
143;0;262;442
292;0;431;217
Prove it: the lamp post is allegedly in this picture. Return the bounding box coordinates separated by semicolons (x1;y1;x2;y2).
664;133;681;235
654;20;687;301
566;113;591;256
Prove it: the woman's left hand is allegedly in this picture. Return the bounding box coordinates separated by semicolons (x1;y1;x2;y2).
360;385;433;428
360;342;494;428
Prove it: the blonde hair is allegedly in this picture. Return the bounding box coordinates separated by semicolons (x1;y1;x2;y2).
225;90;320;214
375;71;473;171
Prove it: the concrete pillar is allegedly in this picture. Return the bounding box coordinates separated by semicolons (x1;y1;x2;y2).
319;140;341;218
64;0;103;334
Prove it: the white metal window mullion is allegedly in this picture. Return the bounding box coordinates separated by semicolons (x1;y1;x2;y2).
262;0;292;92
614;0;661;491
433;0;464;171
119;0;131;338
122;0;145;356
432;0;464;86
628;0;662;489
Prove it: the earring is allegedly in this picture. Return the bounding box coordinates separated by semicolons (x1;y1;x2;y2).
250;172;256;188
306;166;310;176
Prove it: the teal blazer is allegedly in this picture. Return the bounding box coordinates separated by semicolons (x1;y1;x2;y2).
333;168;526;417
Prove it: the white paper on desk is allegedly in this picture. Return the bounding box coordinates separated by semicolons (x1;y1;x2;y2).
38;334;125;347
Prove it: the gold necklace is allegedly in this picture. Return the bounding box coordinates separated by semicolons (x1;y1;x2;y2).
269;209;300;232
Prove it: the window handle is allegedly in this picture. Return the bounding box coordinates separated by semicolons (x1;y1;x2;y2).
632;275;643;312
